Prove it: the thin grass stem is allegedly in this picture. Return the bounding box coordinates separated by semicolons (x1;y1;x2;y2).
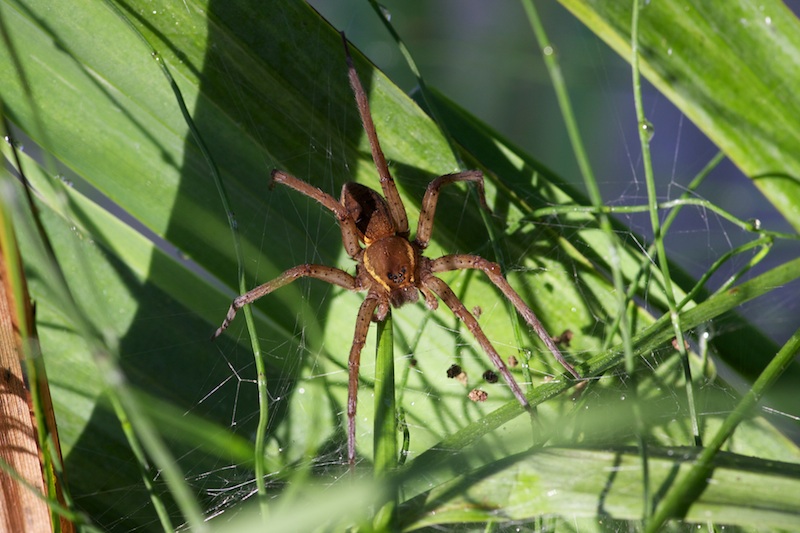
522;0;646;515
531;198;796;240
631;0;699;462
373;310;398;530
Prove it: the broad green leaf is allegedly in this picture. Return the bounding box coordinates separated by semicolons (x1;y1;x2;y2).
403;447;800;530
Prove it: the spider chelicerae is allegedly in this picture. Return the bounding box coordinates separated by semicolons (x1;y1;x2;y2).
213;32;581;468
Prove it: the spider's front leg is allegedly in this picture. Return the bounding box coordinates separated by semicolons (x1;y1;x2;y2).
271;170;363;260
212;265;357;339
341;32;409;238
415;170;488;250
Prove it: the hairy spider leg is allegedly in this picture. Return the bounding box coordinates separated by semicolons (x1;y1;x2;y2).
421;275;531;408
431;255;581;379
415;170;488;249
272;170;363;259
211;264;357;340
347;295;381;467
341;32;409;238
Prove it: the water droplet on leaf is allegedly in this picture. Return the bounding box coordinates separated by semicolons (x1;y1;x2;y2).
640;119;655;141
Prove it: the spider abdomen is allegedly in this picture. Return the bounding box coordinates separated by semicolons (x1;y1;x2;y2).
341;182;396;243
362;236;420;307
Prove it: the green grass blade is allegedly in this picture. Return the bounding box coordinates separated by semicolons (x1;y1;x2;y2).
373;310;398;530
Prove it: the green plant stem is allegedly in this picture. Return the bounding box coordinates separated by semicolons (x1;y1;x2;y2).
531;198;797;240
678;236;772;310
373;310;397;530
523;0;646;515
153;46;273;519
632;0;699;455
104;391;174;531
374;311;397;472
147;50;272;511
646;325;800;531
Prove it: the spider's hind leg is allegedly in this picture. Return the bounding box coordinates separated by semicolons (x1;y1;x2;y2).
421;275;531;410
430;254;581;380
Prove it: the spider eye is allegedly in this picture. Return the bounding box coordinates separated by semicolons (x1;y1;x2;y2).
386;266;407;284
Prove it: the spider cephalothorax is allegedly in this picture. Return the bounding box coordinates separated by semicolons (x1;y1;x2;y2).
343;181;423;308
213;32;580;469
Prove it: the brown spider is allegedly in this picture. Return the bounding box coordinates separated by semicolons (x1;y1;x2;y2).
213;33;581;468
